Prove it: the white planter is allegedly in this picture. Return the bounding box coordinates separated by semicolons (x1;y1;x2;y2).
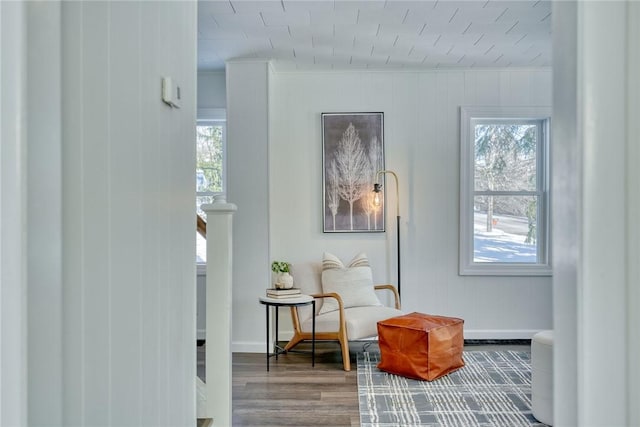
276;272;294;289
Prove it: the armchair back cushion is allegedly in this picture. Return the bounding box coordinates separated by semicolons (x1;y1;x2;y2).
319;252;382;314
289;261;323;321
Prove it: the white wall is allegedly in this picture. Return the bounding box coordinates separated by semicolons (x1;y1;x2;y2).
0;1;28;425
225;61;271;352
26;2;63;424
268;69;552;344
60;1;197;425
551;1;578;424
628;6;640;424
224;64;552;351
197;71;226;109
553;2;640;425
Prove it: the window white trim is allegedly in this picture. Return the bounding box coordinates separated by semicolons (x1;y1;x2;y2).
459;106;552;276
198;108;225;122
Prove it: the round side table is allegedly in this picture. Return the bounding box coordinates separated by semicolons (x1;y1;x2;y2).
259;295;315;371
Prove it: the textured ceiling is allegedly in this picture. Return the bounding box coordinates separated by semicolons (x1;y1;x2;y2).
198;0;551;71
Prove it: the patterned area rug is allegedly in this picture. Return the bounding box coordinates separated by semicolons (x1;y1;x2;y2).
358;350;548;427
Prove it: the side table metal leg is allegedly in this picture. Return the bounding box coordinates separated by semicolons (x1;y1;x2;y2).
312;300;315;367
265;305;269;372
275;307;279;360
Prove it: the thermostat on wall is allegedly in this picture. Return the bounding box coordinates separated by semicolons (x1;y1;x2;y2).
162;77;181;108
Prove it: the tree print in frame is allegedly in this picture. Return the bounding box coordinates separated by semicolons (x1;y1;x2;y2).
322;112;384;233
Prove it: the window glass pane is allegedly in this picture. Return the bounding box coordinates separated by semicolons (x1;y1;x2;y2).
474;124;537;192
196;125;224;193
196;195;214;218
473;195;538;263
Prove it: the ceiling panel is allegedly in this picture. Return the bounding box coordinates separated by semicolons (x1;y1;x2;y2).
197;0;552;71
229;0;284;13
211;12;264;29
261;10;311;25
310;9;359;25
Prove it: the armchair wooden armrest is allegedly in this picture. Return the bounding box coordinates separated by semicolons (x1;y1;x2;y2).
309;292;347;333
374;284;401;309
310;292;344;309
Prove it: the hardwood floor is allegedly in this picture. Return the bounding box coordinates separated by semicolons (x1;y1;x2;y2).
231;341;531;427
233;342;361;427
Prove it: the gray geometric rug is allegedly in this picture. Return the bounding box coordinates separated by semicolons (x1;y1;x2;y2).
358;350;548;427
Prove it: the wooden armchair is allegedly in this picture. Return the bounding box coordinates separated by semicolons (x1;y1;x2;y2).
284;262;402;371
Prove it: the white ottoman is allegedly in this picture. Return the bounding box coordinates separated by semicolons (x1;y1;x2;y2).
531;330;553;425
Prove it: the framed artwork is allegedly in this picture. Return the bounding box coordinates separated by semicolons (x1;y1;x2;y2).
322;112;385;233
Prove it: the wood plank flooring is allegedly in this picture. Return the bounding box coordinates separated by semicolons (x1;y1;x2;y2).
233;342;360;427
231;341;531;427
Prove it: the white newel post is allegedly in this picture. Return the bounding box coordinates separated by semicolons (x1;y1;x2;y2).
202;197;237;426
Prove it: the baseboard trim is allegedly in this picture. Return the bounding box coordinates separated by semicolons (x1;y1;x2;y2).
463;329;544;340
233;341;266;353
231;329;545;353
464;339;531;346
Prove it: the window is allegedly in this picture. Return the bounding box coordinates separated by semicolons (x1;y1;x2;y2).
196;108;226;264
460;107;551;276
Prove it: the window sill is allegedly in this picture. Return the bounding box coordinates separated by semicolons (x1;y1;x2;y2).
460;263;552;276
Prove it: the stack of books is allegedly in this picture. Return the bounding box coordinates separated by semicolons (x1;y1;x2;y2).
266;287;302;299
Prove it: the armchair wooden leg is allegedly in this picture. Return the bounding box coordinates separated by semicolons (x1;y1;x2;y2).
339;332;351;371
284;332;304;352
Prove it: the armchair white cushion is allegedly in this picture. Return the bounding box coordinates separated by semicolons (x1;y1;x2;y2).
302;306;403;337
319;252;383;314
285;256;403;371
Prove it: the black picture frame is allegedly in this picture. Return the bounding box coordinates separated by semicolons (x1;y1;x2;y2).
322;112;385;233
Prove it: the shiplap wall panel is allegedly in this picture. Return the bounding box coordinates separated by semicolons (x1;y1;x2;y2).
139;2;161;424
60;1;84;422
530;70;552;106
25;2;64;423
159;2;174;424
0;2;29;425
177;1;197;416
362;73;393;110
110;2;142;424
444;71;466;315
414;74;446;307
265;68;552;345
226;61;271;352
61;1;196;425
81;2;112;423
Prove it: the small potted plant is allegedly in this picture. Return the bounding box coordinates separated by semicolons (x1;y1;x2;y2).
271;261;294;289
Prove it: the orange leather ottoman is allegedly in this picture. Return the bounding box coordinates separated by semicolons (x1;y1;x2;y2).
377;312;465;381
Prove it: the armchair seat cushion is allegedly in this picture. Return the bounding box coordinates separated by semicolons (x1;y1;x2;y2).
301;306;403;338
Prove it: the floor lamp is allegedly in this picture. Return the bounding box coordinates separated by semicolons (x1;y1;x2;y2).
372;170;401;300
